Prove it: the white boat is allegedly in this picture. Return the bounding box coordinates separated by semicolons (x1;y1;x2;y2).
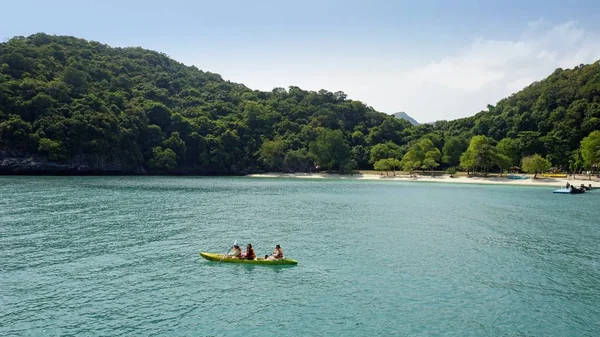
553;187;585;194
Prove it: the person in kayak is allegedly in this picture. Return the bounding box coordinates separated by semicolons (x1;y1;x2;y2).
243;243;256;260
230;243;242;258
265;244;284;260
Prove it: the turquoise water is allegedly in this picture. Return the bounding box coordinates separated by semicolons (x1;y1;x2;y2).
1;176;599;336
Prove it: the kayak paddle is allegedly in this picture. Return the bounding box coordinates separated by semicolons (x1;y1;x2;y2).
219;240;237;263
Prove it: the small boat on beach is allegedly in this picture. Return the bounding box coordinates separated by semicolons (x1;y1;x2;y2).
507;174;528;180
200;252;298;265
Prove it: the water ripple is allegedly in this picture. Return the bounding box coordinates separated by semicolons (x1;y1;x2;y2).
1;177;599;336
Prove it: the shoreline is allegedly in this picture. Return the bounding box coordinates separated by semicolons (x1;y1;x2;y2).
247;172;599;188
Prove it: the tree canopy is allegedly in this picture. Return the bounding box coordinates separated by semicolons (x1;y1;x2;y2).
580;130;600;173
521;154;552;179
1;33;599;175
0;34;411;173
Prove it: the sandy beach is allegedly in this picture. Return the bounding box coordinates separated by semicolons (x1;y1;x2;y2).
247;172;599;188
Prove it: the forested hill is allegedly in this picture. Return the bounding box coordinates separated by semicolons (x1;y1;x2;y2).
427;62;600;169
428;62;600;168
1;33;599;175
0;33;414;174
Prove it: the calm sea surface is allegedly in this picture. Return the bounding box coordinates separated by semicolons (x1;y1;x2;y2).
1;176;599;336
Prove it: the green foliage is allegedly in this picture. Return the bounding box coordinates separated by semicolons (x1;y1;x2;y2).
369;141;401;164
340;159;358;174
445;167;457;176
283;148;312;172
442;137;467;167
258;139;287;171
145;102;172;128
460;135;503;175
580;130;600;172
373;158;401;176
569;150;583;173
1;33;598;175
309;129;351;172
63;67;89;91
0;115;33;149
351;145;369;168
38;138;67;161
435;62;600;170
521;154;552;179
420;138;441;173
401;145;424;176
162;131;186;162
496;138;520;167
0;34;412;173
400;138;440;175
149;147;177;170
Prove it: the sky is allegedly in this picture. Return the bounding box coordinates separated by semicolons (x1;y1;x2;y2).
2;0;600;122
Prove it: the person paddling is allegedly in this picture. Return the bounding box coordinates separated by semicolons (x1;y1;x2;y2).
266;244;284;260
230;243;242;258
243;243;256;260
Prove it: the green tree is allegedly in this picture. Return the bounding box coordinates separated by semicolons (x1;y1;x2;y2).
569;150;583;176
258;139;287;171
309;129;351;172
460;135;501;176
373;158;401;176
442;137;467;167
62;67;89;91
38;138;67;161
148;147;177;170
420;138;441;175
341;159;358;175
496;138;520;167
162;132;186;163
374;158;391;176
388;158;402;176
459;149;476;175
369;141;401;164
27;93;56;120
401;145;424;177
580;130;600;177
0;115;33;149
494;153;512;176
145;102;172;128
400;138;440;176
283;149;312;173
351;145;370;169
521;154;552;179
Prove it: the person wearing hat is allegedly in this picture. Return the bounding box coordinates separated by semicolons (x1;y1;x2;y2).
231;243;242;258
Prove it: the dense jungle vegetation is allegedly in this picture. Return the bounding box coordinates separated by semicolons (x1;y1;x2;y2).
1;34;599;174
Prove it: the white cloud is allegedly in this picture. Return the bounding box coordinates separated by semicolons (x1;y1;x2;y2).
386;21;600;122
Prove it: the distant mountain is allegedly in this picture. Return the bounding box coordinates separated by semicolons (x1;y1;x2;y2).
392;112;419;125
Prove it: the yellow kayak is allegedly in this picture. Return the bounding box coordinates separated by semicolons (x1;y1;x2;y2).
200;252;298;265
542;173;568;178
